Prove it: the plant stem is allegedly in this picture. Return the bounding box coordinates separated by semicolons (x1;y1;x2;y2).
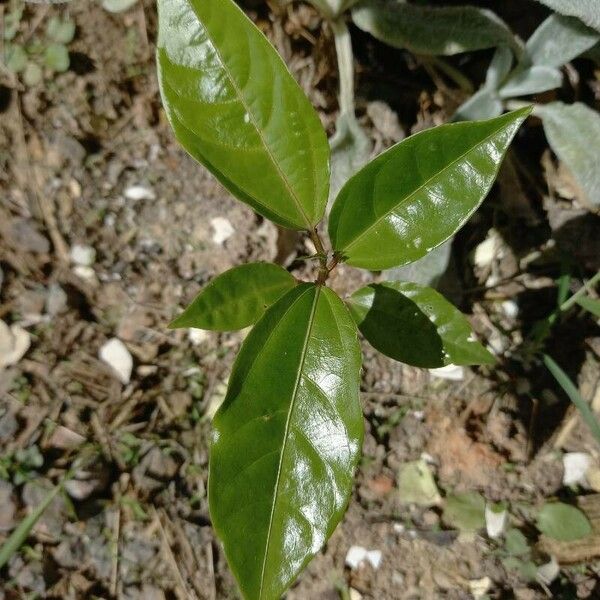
428;56;474;94
330;17;354;117
560;270;600;312
310;228;330;285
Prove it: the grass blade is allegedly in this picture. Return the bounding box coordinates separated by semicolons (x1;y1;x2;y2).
543;354;600;445
0;483;61;569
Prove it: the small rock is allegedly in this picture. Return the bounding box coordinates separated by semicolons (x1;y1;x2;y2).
587;466;600;492
73;265;96;281
345;545;382;570
46;283;68;316
0;320;31;369
368;474;394;496
47;425;85;450
9;218;50;254
485;503;508;539
70;244;96;267
563;452;592;487
473;229;503;269
429;364;464;381
211;217;235;245
99;338;133;384
125;185;156;201
501;300;519;319
188;328;209;346
469;576;492;599
349;589;363;600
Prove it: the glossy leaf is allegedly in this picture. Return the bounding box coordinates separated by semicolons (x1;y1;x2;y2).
534;0;600;33
157;0;329;230
498;65;562;98
351;1;520;56
538;102;600;206
169;263;296;331
347;282;494;368
209;284;363;600
536;502;592;541
329;107;530;270
526;14;599;68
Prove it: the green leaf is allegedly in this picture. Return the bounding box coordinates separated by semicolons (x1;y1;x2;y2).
538;102;600;206
351;1;521;56
23;61;43;87
485;46;514;90
44;43;69;72
6;44;27;73
498;65;562;98
525;14;599;68
347;281;493;368
46;16;76;44
504;528;530;556
157;0;330;230
453;88;503;122
169;263;296;331
536;502;592;541
442;491;486;532
576;295;600;317
533;0;600;33
397;459;441;506
329;107;530;270
209;284;362;600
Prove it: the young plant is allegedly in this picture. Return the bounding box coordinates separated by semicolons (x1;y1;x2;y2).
157;0;529;597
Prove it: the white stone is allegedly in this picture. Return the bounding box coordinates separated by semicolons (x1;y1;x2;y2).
349;589;363;600
501;300;519;319
473;229;502;268
429;364;464;381
70;244;96;267
125;185;156;201
0;321;31;369
211;217;235;245
73;265;96;281
563;452;592;487
188;328;209;346
485;504;507;539
345;545;382;570
99;338;133;384
469;576;492;599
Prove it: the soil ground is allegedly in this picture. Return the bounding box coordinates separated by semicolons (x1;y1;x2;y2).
1;1;600;599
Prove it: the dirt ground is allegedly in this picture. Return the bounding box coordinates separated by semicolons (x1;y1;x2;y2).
1;1;600;599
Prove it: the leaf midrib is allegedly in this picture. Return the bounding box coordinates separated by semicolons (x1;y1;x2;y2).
258;285;321;599
339;119;513;255
189;1;314;230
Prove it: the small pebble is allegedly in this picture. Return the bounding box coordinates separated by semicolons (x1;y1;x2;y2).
211;217;235;245
125;185;156;201
562;452;592;487
0;320;31;369
485;504;507;539
99;338;133;384
70;244;96;267
188;328;209;346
